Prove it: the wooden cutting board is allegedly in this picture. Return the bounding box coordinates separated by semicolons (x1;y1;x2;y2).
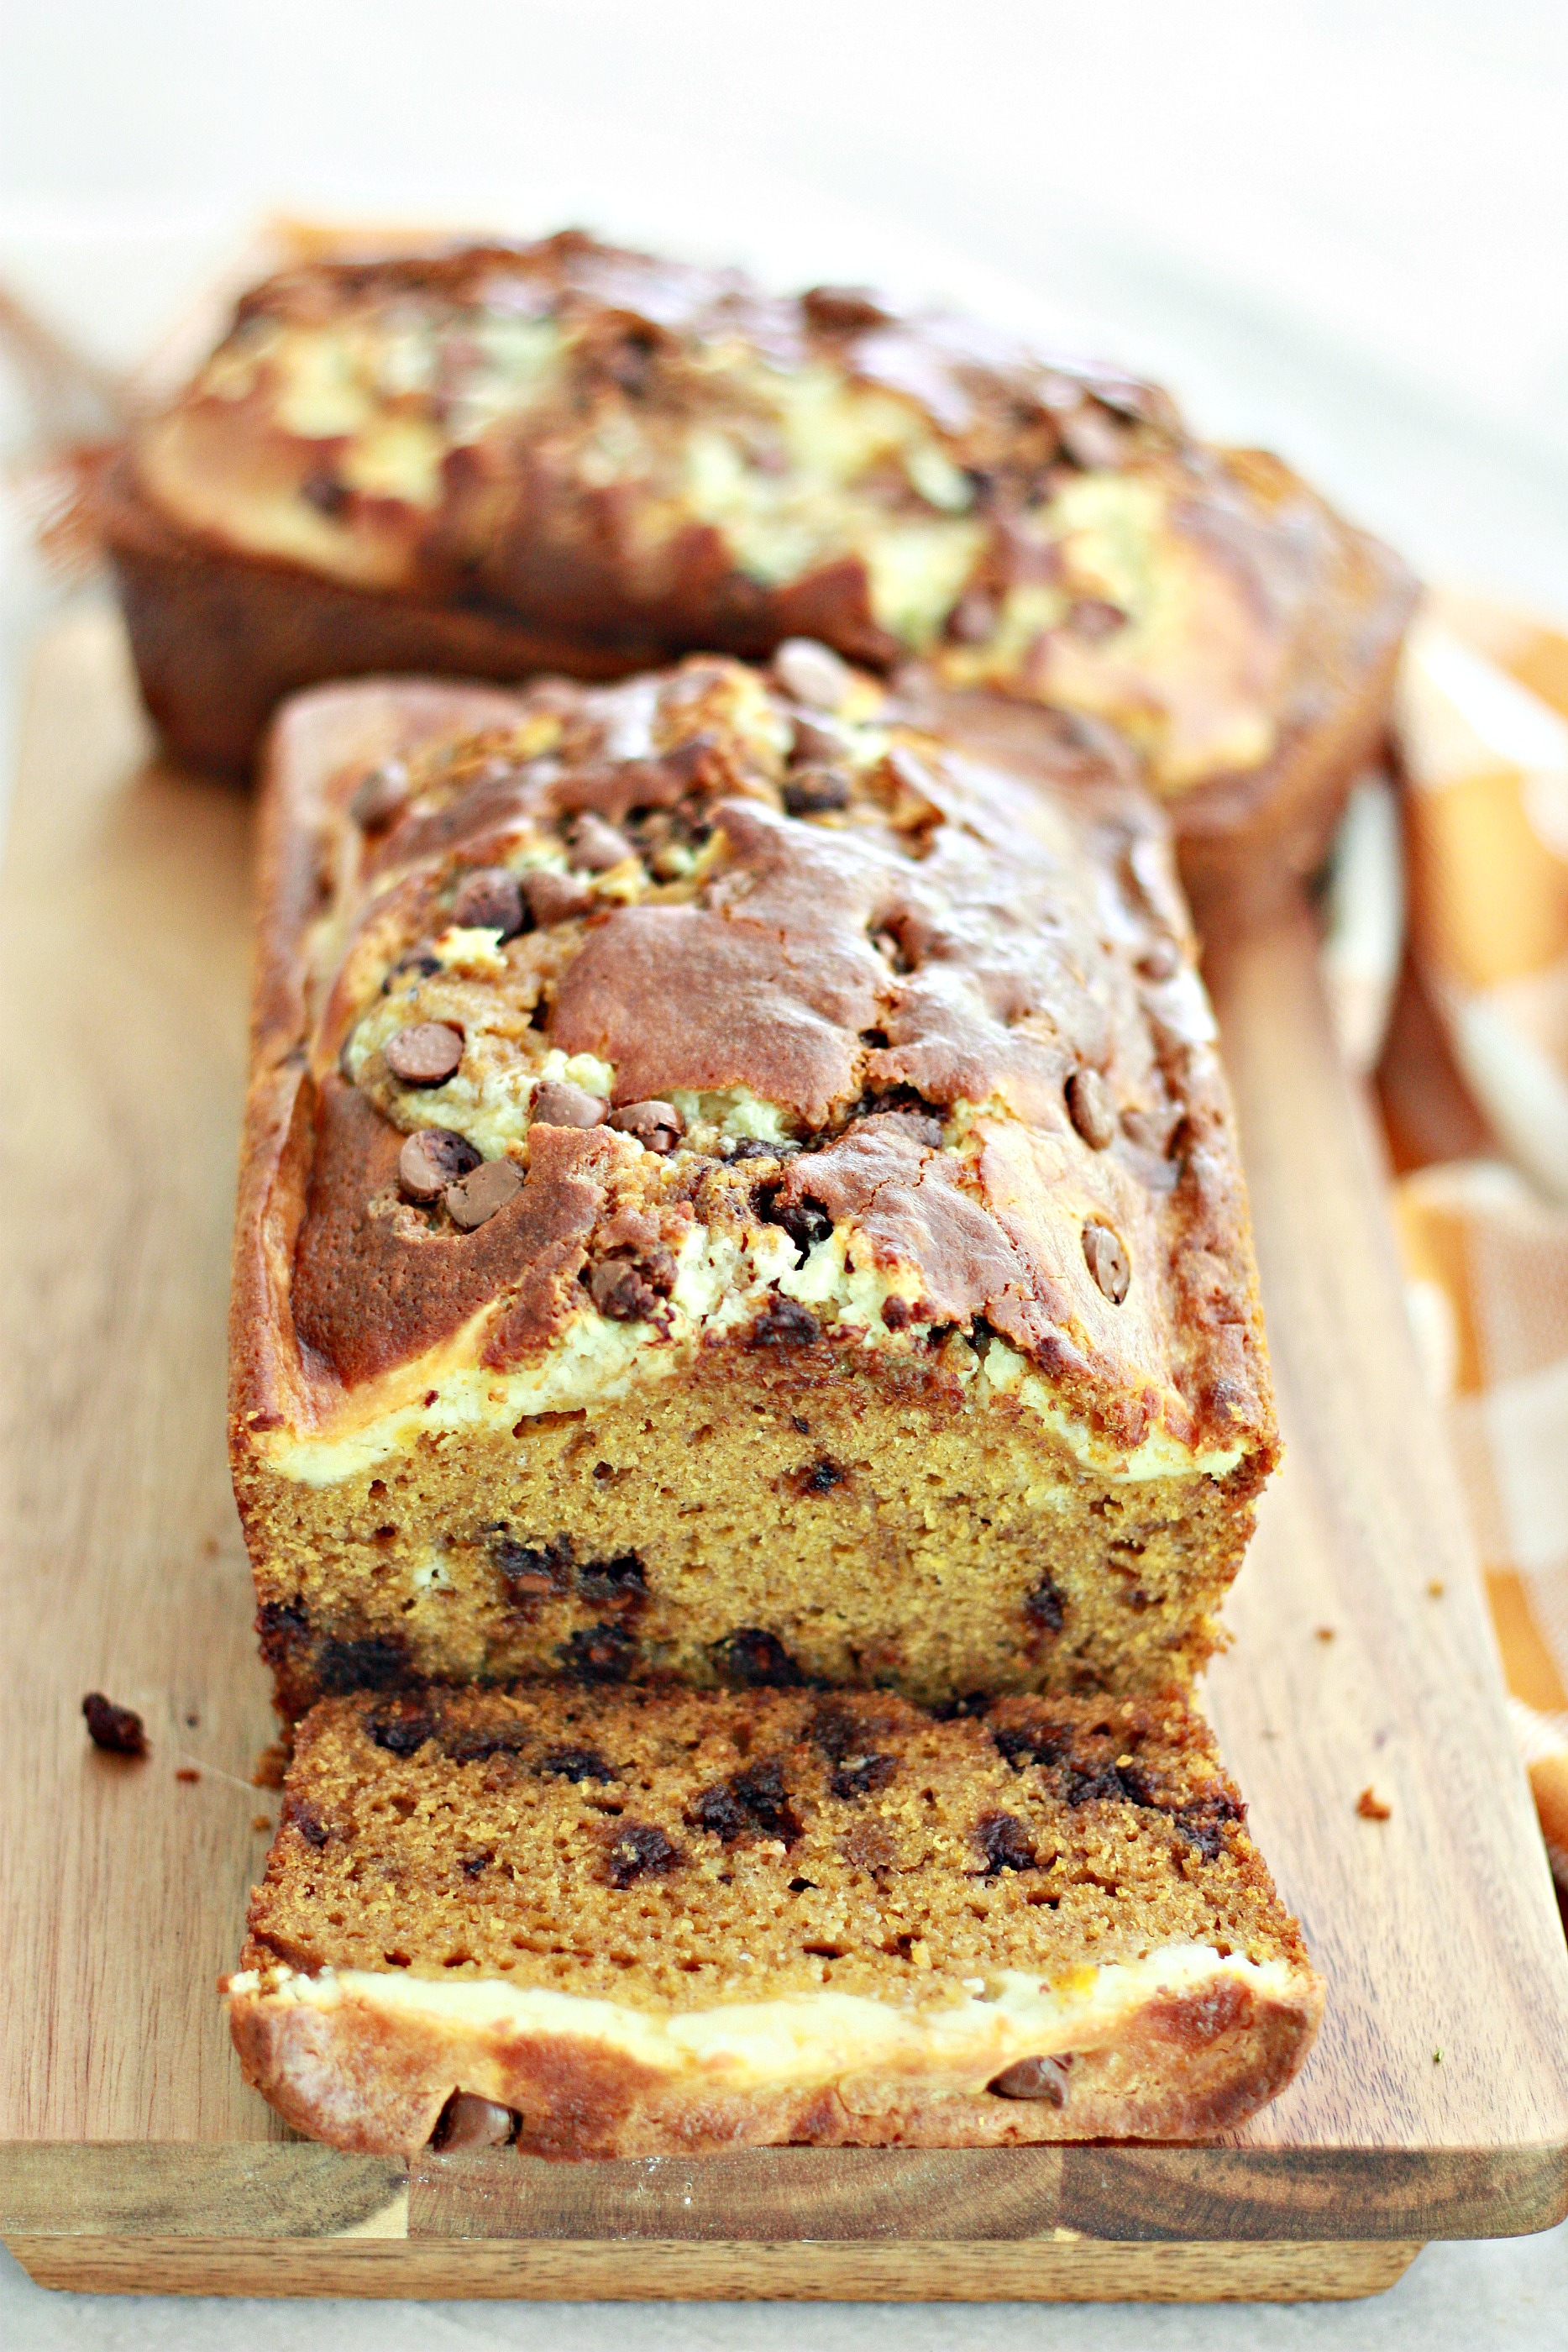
2;606;1566;2305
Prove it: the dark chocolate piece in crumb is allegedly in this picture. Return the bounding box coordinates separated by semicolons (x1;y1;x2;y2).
385;1021;464;1087
1025;1575;1067;1634
538;1745;616;1784
749;1295;821;1349
589;1247;676;1321
606;1821;682;1887
82;1693;147;1756
831;1752;897;1800
711;1628;803;1688
446;1158;524;1231
559;1622;639;1683
522;869;595;927
975;1810;1036;1874
398;1127;480;1202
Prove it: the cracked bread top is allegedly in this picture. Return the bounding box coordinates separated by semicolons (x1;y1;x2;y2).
132;231;1411;803
233;649;1275;1479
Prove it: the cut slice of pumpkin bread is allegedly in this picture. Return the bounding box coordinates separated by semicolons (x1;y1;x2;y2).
226;1680;1322;2158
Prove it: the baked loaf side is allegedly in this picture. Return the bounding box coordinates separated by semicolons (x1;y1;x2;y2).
227;1683;1323;2158
110;231;1414;876
233;653;1277;1718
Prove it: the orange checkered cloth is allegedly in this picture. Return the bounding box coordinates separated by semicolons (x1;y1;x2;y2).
1380;595;1568;1887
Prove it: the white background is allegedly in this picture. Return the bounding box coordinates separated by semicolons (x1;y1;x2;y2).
2;3;1566;2344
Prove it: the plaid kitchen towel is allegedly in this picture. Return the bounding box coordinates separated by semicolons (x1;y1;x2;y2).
1385;596;1568;1887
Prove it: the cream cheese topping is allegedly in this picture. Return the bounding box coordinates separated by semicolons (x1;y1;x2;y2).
225;1944;1308;2097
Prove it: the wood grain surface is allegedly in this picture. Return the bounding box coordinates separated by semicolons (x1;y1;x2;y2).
1;608;1565;2302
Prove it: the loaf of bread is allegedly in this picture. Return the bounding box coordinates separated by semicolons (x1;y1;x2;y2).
233;649;1277;1720
105;233;1414;894
227;1681;1322;2157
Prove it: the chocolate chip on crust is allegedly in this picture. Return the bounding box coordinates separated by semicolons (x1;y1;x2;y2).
446;1158;524;1231
774;638;852;711
566;812;633;872
284;1794;330;1848
81;1693;147;1756
802;286;890;334
974;1810;1036;1874
607;1100;684;1153
782;766;851;817
429;2092;519;2150
711;1628;804;1688
398;1127;481;1202
522;869;596;927
450;866;525;937
349;759;410;830
606;1821;682;1888
1083;1220;1130;1304
492;1536;572;1599
988;2054;1071;2104
530;1080;606;1129
1065;1067;1115;1150
385;1021;464;1087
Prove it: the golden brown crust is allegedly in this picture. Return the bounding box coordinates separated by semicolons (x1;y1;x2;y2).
228;1968;1320;2158
105;231;1415;902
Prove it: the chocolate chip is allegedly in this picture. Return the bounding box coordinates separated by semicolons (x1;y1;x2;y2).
1059;402;1130;470
607;1100;684;1153
398;1127;481;1202
522;870;595;926
1025;1575;1067;1634
81;1693;146;1756
574;1552;648;1606
566;813;633;872
446;1158;524;1231
975;1810;1036;1874
430;2093;518;2150
690;1759;801;1845
316;1634;408;1693
459;1852;491;1877
802;285;889;333
1065;1068;1115;1151
443;1724;531;1766
1064;1763;1149;1808
492;1536;572;1599
255;1599;309;1671
558;1622;638;1683
946;590;998;645
789;715;850;764
782;766;852;817
774;638;852;711
802;1457;845;1494
538;1745;616;1783
385;1022;464;1087
881;1297;914;1331
366;1698;437;1756
988;2054;1071;2104
589;1247;676;1321
382;949;443;994
762;1190;832;1254
1063;597;1126;640
748;1296;821;1348
350;760;410;830
302;467;349;517
1174;1791;1245;1859
711;1628;803;1688
450;867;525;937
285;1794;330;1848
993;1724;1067;1771
530;1080;606;1129
1083;1221;1130;1304
831;1752;896;1800
606;1821;682;1887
